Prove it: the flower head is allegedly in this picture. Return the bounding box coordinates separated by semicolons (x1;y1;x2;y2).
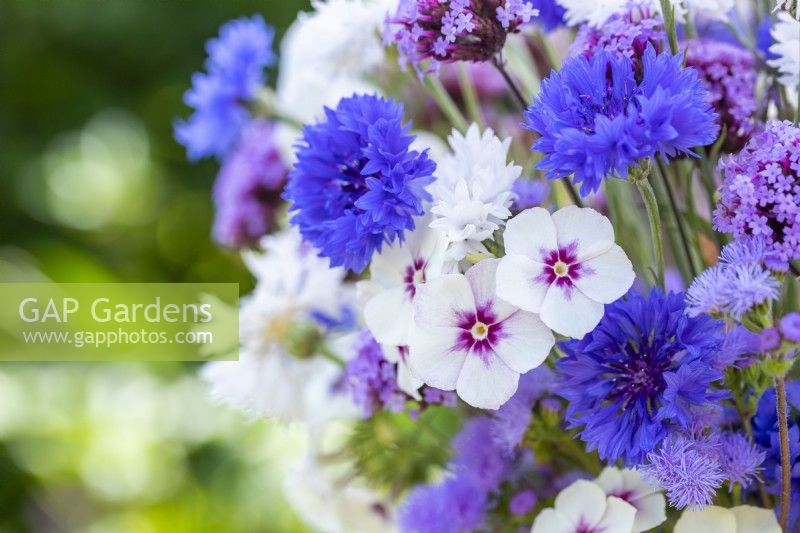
429;124;520;264
557;289;727;465
490;366;555;454
531;479;637;533
684;38;758;151
715;432;765;488
769;12;800;89
399;476;488;533
686;237;781;320
385;0;539;75
451;417;510;490
511;178;549;211
408;258;554;409
496;206;635;338
345;330;408;416
212;119;287;247
284;94;437;272
569;4;665;64
174;15;275;160
524;46;718;195
675;505;781;533
640;434;726;510
713;120;800;267
781;312;800;343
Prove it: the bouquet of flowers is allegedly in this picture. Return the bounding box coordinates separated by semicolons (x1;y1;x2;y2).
175;1;800;531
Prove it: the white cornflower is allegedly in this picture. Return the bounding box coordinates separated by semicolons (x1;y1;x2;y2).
201;228;351;422
496;206;634;339
408;258;554;409
769;12;800;89
674;505;781;533
430;124;520;265
556;0;733;26
531;479;637;533
595;467;667;533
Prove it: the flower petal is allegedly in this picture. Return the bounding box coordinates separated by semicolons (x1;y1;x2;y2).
495;253;550;313
554;480;607;527
631;493;667;533
407;326;466;391
551;205;614;261
530;508;574;533
413;274;475;329
455;354;519;409
503;207;558;261
364;286;413;346
573;245;635;304
540;284;605;339
674;506;736;533
730;505;781;533
465;258;516;321
596;496;637;533
492;311;554;374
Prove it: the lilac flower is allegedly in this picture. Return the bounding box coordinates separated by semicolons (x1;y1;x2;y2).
511;178;550;211
713;120;800;267
174;15;275;161
399;476;488;533
284;94;436;272
781;313;800;343
524;46;719;195
385;0;539;75
569;5;665;63
211;119;286;247
556;289;728;465
408;258;554;409
686;237;781;320
684;38;758;151
345;330;407;417
640;434;726;509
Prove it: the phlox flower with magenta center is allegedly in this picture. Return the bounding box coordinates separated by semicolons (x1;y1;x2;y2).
284;93;437;273
524;46;719;195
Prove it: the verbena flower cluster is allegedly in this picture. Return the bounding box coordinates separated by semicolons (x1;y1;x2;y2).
714;120;800;267
524;46;719;195
178;2;800;532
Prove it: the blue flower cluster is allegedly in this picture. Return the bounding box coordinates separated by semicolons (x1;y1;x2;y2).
524;46;719;195
284;94;436;272
174;15;275;161
557;289;728;465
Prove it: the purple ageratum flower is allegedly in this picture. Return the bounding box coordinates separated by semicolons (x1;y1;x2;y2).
284;94;436;273
556;289;728;465
174;15;275;161
451;417;510;490
686;237;781;320
524;46;719;196
511;178;550;211
569;4;665;64
399;476;488;533
781;312;800;343
684;38;758;152
211;119;287;247
713;120;800;266
509;489;537;515
640;434;726;509
715;431;765;489
490;366;556;455
408;258;555;410
385;0;538;75
345;330;407;417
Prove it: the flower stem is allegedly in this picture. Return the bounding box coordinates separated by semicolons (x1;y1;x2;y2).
492;56;584;208
457;63;485;129
423;76;468;133
776;375;792;530
635;175;665;288
656;159;699;278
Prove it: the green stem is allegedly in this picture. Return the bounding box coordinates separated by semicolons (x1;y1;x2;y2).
776;376;792;530
423;76;468;133
659;0;679;55
635;175;665;288
656;159;699;278
457;63;485;129
318;344;346;368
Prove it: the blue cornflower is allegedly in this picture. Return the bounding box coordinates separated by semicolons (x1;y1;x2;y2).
556;289;728;465
686;237;781;320
174;15;275;161
284;94;436;272
524;46;718;195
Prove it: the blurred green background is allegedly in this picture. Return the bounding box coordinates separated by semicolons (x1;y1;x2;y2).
0;1;314;531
